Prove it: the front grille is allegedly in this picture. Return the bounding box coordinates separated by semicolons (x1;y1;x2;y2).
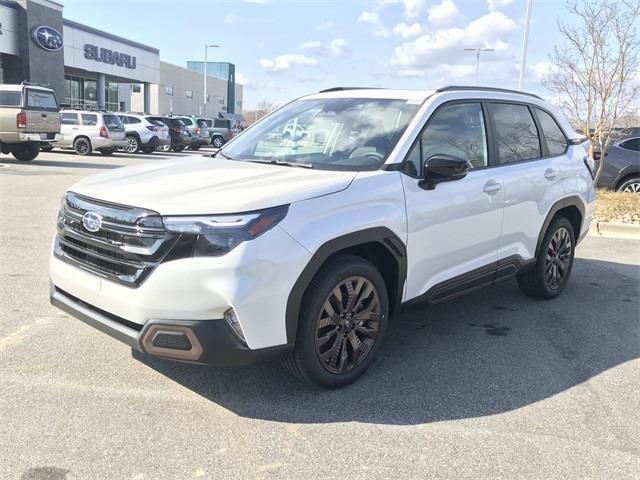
54;192;177;287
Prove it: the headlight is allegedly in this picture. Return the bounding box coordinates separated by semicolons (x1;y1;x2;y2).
163;205;289;257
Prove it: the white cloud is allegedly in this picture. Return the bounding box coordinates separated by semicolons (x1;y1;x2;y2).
390;11;517;78
260;54;318;72
377;0;426;18
487;0;514;11
428;0;464;26
300;38;351;58
358;11;381;25
393;22;423;39
316;21;336;31
235;71;249;85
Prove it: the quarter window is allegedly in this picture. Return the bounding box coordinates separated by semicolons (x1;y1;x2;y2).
60;113;79;125
535;108;567;156
489;103;541;164
403;103;488;176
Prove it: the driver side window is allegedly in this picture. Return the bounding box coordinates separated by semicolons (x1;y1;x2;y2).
402;103;488;177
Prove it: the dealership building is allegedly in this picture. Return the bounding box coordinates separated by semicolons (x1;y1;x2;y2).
0;0;243;117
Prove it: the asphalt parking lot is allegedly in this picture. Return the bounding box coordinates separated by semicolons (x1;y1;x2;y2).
1;149;639;480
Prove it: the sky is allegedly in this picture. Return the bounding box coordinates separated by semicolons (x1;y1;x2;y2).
57;0;575;110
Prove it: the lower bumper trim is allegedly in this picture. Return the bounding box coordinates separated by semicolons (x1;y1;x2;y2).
49;285;294;366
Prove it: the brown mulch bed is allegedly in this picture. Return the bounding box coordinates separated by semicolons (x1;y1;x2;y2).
594;189;640;224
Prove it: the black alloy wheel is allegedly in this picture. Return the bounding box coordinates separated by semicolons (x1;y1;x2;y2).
544;226;572;290
315;276;381;374
517;216;576;299
282;253;389;388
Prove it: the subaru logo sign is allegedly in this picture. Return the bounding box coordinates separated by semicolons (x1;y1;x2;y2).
82;211;102;233
31;25;63;52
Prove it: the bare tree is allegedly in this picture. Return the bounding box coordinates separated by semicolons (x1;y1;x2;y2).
545;0;640;181
245;100;279;125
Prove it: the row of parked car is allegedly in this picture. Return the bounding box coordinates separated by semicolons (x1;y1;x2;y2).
40;110;236;156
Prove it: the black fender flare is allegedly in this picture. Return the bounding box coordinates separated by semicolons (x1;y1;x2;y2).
535;195;586;257
284;227;407;343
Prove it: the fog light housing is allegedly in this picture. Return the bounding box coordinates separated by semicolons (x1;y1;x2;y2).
224;308;246;344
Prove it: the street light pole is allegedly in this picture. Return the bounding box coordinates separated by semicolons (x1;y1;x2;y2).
464;47;495;85
203;44;219;116
518;0;533;91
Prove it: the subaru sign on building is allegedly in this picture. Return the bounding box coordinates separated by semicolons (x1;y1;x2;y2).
0;0;242;116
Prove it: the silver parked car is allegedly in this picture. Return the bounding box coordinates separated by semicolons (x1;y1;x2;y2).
172;116;210;150
204;118;234;148
53;110;126;155
118;113;171;154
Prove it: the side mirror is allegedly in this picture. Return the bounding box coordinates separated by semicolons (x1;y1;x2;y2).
420;154;471;190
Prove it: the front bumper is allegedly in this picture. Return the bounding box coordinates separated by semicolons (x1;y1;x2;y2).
50;285;293;365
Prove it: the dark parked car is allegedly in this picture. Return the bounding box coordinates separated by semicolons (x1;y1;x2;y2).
597;129;640;193
147;116;190;152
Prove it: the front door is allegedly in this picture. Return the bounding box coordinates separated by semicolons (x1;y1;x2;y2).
402;102;504;302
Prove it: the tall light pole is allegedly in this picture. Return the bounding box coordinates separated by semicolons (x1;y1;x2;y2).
203;44;219;116
464;47;494;85
518;0;533;91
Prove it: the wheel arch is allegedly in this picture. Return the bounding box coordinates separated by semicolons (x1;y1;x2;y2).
615;169;640;190
535;196;585;258
285;227;407;344
73;135;92;147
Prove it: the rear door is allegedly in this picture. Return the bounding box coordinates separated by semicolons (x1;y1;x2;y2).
24;88;60;134
103;113;125;141
488;102;566;262
58;112;79;147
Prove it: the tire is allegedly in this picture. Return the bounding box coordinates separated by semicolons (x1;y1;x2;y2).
125;135;140;154
40;145;54;152
190;144;201;151
172;145;185;152
11;143;39;162
517;216;576;300
211;136;224;148
100;148;115;156
617;176;640;194
73;137;92;156
141;146;156;154
282;254;389;389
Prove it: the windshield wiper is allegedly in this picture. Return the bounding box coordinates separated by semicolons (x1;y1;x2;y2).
216;151;234;160
244;158;314;169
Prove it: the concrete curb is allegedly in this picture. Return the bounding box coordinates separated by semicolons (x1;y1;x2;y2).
588;222;640;240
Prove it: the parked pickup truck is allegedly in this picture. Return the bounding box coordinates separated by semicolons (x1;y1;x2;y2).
0;83;60;162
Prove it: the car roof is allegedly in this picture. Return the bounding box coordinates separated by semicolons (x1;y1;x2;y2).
303;85;546;104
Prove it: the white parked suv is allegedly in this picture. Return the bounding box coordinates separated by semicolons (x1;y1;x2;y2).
50;86;595;388
117;113;171;154
53;110;127;156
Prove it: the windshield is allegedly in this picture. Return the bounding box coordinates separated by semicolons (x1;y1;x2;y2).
221;97;420;171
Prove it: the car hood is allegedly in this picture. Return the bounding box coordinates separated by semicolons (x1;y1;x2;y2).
69;156;357;215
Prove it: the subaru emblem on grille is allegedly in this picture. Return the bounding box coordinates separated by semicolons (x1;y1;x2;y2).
82;211;102;232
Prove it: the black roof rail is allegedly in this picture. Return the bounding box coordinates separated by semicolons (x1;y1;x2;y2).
318;87;383;93
435;85;542;100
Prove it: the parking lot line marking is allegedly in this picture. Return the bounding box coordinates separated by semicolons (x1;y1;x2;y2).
0;318;51;352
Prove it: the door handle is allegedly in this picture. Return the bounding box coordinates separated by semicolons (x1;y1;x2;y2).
41;113;47;118
545;168;557;180
483;180;502;194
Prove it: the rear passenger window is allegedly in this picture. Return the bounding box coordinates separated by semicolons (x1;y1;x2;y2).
61;113;79;125
81;114;98;126
489;103;541;164
403;103;488;176
180;118;193;126
535;108;568;156
619;138;640;151
128;117;141;124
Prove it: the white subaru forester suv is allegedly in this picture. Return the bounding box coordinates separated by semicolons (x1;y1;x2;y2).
50;86;595;388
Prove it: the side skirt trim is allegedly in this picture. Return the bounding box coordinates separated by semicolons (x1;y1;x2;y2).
405;255;534;307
